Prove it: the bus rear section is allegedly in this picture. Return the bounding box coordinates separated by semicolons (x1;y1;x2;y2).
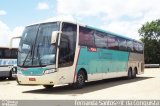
127;41;144;77
75;25;144;82
0;47;17;80
128;52;144;75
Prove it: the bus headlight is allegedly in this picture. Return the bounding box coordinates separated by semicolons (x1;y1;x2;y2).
44;69;55;74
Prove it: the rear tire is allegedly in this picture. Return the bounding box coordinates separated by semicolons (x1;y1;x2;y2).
43;85;54;89
128;68;132;79
72;70;85;89
132;68;137;78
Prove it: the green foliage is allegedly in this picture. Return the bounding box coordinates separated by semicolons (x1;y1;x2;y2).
139;19;160;64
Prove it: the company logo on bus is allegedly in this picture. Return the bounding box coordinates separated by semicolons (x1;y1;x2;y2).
22;68;28;71
88;47;97;52
0;59;17;66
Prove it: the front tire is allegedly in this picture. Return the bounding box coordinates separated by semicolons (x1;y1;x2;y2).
72;70;85;89
43;85;54;89
8;70;13;80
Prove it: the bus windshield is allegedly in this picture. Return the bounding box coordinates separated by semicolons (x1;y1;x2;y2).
18;22;60;67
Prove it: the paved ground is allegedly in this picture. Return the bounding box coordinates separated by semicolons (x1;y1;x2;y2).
0;68;160;100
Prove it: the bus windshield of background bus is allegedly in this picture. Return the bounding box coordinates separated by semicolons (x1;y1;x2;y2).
18;22;60;67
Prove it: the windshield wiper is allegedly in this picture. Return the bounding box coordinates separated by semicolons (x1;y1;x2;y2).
22;45;33;66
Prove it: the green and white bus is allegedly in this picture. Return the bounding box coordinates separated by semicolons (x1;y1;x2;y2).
14;20;144;88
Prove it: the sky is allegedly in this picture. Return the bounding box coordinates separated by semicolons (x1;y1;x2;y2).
0;0;160;47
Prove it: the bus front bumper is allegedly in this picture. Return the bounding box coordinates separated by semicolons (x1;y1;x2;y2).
17;73;58;85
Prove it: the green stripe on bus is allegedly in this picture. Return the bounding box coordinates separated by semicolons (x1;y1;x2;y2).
76;47;129;74
20;67;48;76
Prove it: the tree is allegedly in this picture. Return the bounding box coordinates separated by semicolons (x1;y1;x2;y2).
138;19;160;64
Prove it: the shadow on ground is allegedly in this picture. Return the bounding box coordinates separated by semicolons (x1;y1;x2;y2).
22;76;153;95
0;78;15;82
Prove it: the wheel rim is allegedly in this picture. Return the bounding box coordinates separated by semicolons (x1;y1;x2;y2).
77;74;84;86
133;70;136;77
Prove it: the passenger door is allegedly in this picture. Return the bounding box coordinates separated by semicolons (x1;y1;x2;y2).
57;23;77;84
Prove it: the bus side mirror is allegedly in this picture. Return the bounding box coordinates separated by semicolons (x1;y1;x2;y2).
51;31;61;44
10;36;22;49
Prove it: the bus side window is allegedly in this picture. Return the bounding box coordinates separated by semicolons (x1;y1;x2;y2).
107;35;119;50
11;49;18;59
94;31;108;48
4;49;11;59
133;42;139;53
79;27;95;47
127;40;134;52
118;38;127;51
0;49;3;58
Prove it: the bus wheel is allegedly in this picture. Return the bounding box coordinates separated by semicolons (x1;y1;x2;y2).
8;70;13;80
43;85;54;89
73;70;85;89
128;68;132;79
132;68;137;79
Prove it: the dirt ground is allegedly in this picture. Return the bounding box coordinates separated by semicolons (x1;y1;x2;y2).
0;68;160;100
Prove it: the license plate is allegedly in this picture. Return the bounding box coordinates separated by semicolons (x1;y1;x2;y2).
29;78;36;81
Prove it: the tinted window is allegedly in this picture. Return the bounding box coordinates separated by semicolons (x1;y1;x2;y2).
59;23;77;67
133;41;139;52
94;31;108;48
0;49;4;58
11;49;17;59
79;27;95;47
107;35;119;50
0;48;17;59
127;40;133;52
118;38;127;51
4;49;11;58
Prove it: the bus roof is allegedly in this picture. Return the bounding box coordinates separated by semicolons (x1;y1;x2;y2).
27;19;85;27
26;20;143;44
